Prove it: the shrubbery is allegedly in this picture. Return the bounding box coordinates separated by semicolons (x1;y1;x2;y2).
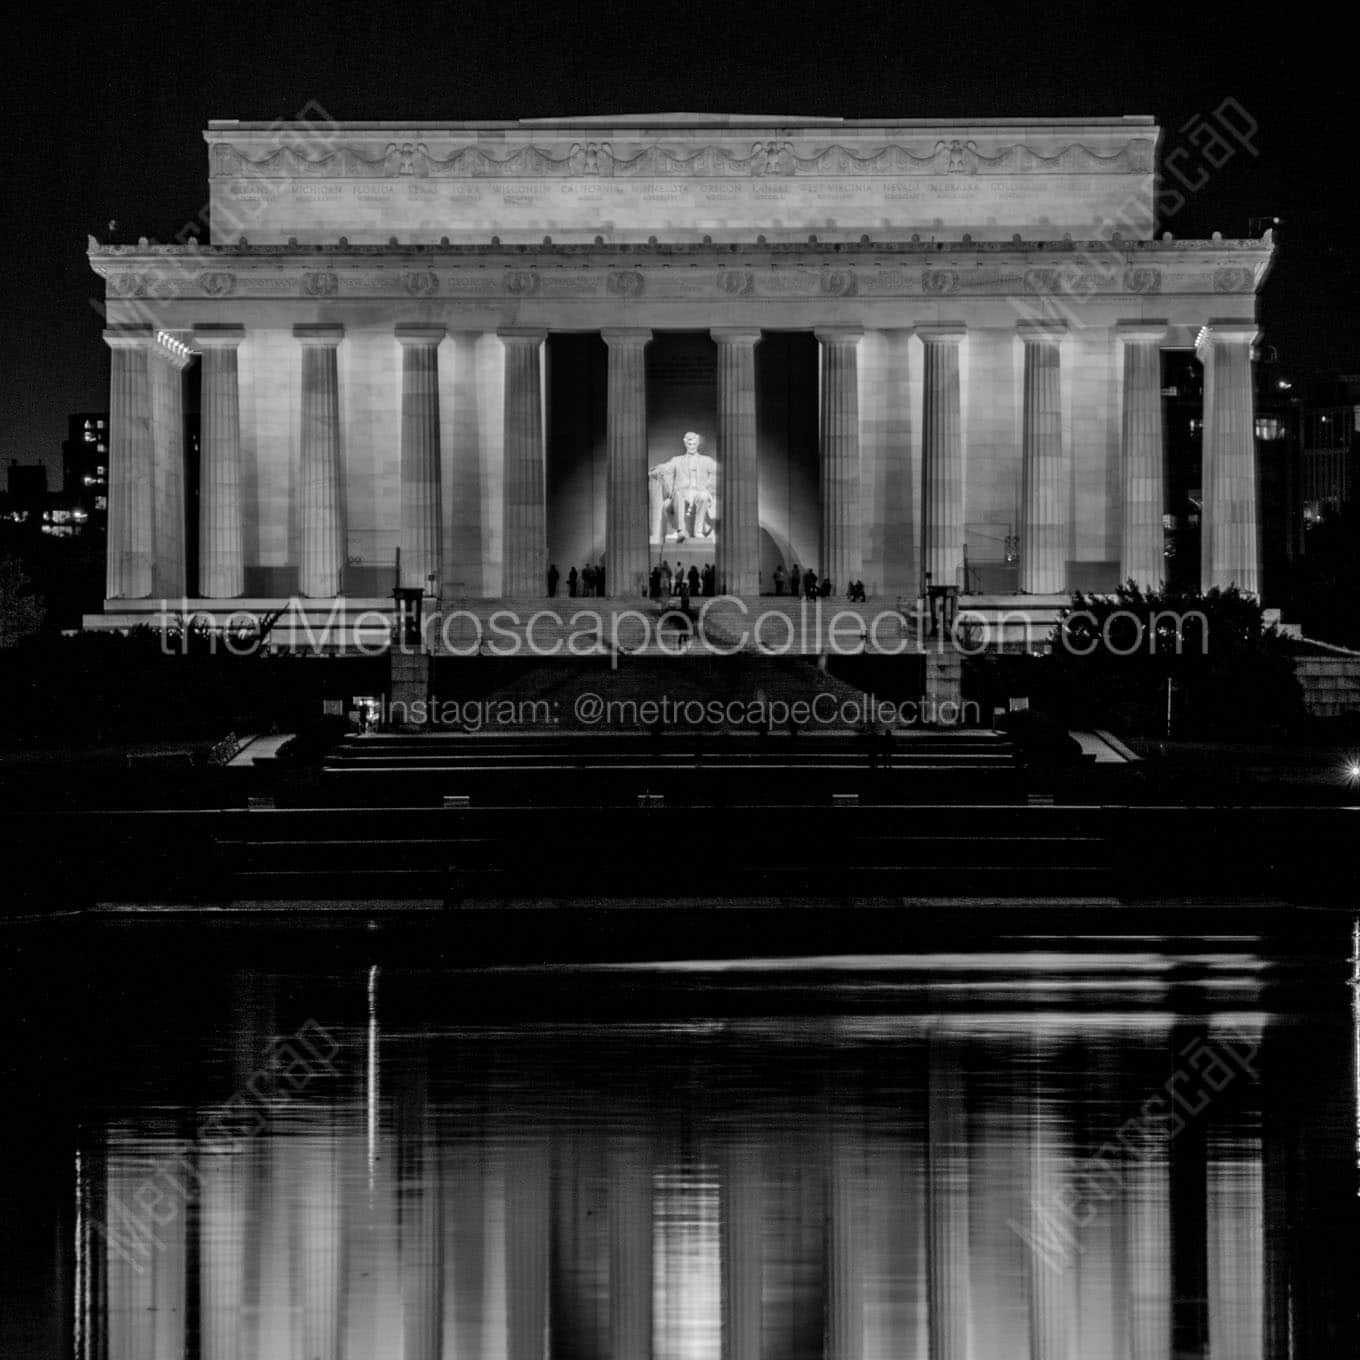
1039;583;1306;739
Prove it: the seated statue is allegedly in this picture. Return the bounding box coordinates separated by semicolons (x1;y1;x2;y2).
649;431;718;543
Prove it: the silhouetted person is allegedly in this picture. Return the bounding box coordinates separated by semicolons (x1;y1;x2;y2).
687;564;700;596
547;563;560;598
773;564;786;595
649;565;662;600
567;565;579;598
803;568;818;599
790;563;801;599
819;576;832;599
702;563;715;596
661;561;673;595
582;563;596;597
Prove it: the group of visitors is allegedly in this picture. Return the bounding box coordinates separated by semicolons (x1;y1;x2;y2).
650;561;716;602
771;564;867;602
548;558;868;601
546;560;607;598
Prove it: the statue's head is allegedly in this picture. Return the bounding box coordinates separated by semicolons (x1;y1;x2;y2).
682;431;702;453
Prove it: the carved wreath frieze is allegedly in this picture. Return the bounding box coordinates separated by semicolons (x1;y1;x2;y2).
402;270;439;297
1212;266;1254;293
209;137;1156;182
922;269;960;295
301;270;338;297
1123;267;1162;294
605;270;645;298
199;271;236;296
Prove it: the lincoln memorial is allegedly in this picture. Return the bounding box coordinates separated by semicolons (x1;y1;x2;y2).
86;113;1273;641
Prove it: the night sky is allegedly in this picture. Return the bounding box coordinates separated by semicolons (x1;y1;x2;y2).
3;0;1356;474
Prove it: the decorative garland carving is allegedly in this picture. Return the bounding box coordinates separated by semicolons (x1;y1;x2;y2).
209;138;1155;181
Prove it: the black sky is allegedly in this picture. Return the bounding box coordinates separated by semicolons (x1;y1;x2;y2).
3;0;1356;472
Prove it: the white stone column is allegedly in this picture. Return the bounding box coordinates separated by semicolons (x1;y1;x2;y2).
603;328;652;599
150;333;192;599
294;324;345;598
817;327;863;592
198;1150;245;1360
920;326;966;593
1198;321;1261;593
712;327;762;595
1126;1119;1172;1360
826;1121;864;1360
1208;1136;1264;1360
194;324;246;599
609;1133;654;1360
397;324;444;592
501;329;548;599
926;1031;971;1360
505;1134;550;1360
721;1140;762;1360
400;1114;444;1360
1118;323;1168;589
1019;321;1067;595
299;1128;343;1360
1026;1087;1076;1360
104;326;154;600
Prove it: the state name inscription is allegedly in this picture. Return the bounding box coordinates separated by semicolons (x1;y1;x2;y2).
217;172;1152;238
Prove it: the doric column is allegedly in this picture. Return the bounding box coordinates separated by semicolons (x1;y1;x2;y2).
1208;1134;1264;1360
396;324;444;592
198;1150;246;1360
500;329;548;598
104;326;154;600
609;1133;654;1360
504;1135;550;1360
294;324;345;598
399;1083;444;1360
721;1140;762;1360
1026;1083;1076;1360
817;327;863;592
299;1128;343;1360
920;326;966;593
603;328;652;598
712;328;762;595
826;1120;864;1360
926;1030;971;1360
1126;1114;1172;1360
194;324;246;599
1118;322;1168;589
1198;321;1261;593
150;332;192;599
1018;321;1067;595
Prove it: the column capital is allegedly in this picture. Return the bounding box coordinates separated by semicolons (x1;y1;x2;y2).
152;330;195;369
294;323;345;346
499;327;548;343
916;323;967;343
193;323;246;351
1017;319;1067;341
103;324;153;351
600;327;653;346
394;323;445;346
1201;318;1260;345
1116;320;1169;344
814;326;864;345
710;326;763;346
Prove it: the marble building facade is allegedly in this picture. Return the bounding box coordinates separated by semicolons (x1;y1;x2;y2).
86;114;1274;633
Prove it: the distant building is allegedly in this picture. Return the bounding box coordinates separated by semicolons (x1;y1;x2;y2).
61;412;109;532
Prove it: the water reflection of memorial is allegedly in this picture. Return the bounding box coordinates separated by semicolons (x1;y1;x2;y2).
80;958;1355;1360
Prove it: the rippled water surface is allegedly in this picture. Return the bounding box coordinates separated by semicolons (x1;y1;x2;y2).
4;921;1358;1358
